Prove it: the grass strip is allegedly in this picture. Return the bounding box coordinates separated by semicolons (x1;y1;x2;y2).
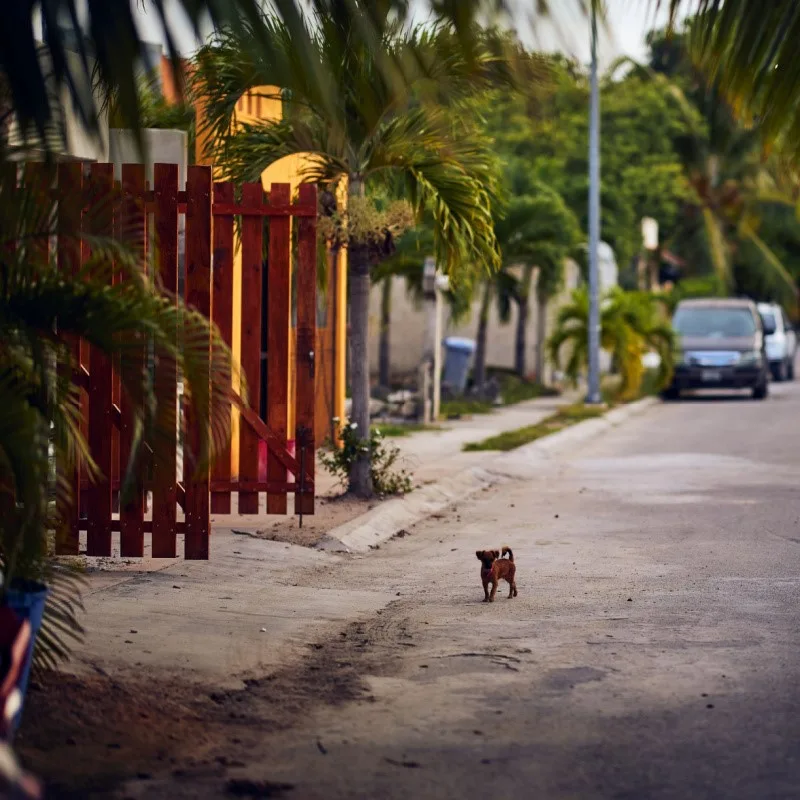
371;423;440;438
462;403;606;452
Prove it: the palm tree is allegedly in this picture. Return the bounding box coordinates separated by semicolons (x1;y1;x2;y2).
472;269;517;390
548;287;675;401
469;187;581;389
610;50;798;308
372;226;430;392
493;188;582;380
194;8;509;497
373;221;477;393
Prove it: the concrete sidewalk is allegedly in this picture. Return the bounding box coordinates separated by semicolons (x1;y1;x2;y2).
206;391;579;532
381;392;578;485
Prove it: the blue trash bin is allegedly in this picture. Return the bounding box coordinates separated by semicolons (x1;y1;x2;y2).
442;337;476;394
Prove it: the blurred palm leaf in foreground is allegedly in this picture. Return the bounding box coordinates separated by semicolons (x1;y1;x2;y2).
654;1;800;156
3;0;590;148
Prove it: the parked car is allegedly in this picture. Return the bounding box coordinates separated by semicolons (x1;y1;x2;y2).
663;298;771;400
757;302;796;382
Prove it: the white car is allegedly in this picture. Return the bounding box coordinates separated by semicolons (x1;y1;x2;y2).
758;302;797;381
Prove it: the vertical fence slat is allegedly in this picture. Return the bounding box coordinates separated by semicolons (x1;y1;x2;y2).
184;166;212;559
152;163;179;557
79;166;91;516
267;184;291;514
111;180;122;514
210;182;234;514
86;163;114;557
55;162;83;554
238;182;264;514
294;184;317;515
119;164;146;557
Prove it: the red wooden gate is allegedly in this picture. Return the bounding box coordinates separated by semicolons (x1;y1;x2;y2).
43;162;316;561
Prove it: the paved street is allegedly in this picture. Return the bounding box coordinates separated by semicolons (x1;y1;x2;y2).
112;376;800;800
32;378;800;799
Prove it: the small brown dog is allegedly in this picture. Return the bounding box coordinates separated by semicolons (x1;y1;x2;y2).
476;546;518;602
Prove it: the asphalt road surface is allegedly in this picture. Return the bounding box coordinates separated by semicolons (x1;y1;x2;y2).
144;378;800;800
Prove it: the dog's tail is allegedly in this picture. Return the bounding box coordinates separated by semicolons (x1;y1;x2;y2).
502;546;514;562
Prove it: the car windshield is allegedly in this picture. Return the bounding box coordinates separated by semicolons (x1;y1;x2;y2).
760;311;777;333
673;307;756;338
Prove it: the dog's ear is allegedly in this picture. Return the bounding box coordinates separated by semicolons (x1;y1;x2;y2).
476;550;484;560
492;550;501;559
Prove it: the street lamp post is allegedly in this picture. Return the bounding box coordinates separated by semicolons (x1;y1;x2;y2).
586;0;602;405
420;257;448;424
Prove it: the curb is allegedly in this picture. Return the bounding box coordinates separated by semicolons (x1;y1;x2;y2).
316;395;659;553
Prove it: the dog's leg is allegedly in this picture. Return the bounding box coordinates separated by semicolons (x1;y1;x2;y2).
482;580;490;602
509;565;517;598
489;578;498;602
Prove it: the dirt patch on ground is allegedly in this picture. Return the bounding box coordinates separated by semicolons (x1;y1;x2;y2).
231;494;378;548
16;610;407;798
17;671;216;798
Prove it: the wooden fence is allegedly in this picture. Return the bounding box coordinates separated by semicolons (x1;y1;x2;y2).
36;161;317;560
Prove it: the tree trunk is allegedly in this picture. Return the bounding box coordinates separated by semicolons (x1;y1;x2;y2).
514;266;534;378
473;281;492;390
535;291;548;385
378;276;391;390
514;299;528;378
347;243;373;497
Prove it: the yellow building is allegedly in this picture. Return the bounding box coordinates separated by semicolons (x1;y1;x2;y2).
192;79;347;476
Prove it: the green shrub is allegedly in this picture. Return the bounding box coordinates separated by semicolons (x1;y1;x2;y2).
320;421;413;496
499;375;560;405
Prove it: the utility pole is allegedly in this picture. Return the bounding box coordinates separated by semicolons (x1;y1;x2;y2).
586;0;602;405
641;217;659;290
420;256;447;423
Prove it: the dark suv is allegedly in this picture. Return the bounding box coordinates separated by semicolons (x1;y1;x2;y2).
664;298;772;400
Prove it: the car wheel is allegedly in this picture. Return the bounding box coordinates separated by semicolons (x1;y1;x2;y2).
753;379;769;400
660;386;680;401
789;359;796;381
772;360;788;382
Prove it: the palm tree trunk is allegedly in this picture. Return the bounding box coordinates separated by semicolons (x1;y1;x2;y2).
347;243;373;497
514;298;529;377
535;291;548;385
514;266;534;378
378;276;391;390
346;175;373;497
473;281;492;390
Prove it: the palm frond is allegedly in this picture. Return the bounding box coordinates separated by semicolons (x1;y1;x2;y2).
368;106;502;276
32;563;85;673
738;220;798;299
683;1;800;155
213;119;347;186
701;206;732;287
